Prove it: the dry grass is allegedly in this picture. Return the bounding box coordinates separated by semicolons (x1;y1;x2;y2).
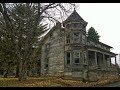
0;76;120;87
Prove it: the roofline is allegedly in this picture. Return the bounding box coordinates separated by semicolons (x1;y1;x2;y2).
39;25;64;45
63;9;87;25
39;26;55;44
98;41;113;48
88;40;113;48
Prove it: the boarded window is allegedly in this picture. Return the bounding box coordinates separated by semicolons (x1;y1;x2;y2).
66;52;70;64
73;51;80;64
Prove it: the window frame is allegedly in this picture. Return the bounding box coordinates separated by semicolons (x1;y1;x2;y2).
73;50;80;64
66;33;71;44
66;52;71;65
45;58;49;69
73;32;80;43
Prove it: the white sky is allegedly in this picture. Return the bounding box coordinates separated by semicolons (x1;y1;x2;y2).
75;3;120;65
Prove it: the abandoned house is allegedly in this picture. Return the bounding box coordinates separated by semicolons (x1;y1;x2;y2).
40;9;119;81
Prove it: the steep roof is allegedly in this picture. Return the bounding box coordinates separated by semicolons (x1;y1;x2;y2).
63;9;87;23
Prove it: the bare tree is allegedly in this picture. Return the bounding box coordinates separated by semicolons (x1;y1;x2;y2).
0;3;76;81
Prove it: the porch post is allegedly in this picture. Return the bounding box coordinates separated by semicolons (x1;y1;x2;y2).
109;55;111;67
103;54;106;67
115;56;117;66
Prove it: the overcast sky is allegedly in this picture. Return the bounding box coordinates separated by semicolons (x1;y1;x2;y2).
74;3;120;64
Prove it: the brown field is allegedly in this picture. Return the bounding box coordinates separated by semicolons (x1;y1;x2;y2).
0;76;119;87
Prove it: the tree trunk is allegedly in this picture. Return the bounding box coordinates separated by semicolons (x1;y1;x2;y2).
4;70;8;78
18;59;27;81
3;63;11;78
27;65;32;77
19;69;27;81
3;67;9;78
33;63;37;77
15;65;19;77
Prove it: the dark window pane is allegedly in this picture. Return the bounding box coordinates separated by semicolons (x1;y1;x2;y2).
67;59;70;64
74;58;79;63
67;39;70;43
66;34;70;44
74;33;79;38
66;52;70;64
45;64;48;68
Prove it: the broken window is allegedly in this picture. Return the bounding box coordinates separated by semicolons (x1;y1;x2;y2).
66;52;71;64
73;50;80;64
